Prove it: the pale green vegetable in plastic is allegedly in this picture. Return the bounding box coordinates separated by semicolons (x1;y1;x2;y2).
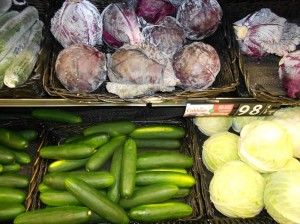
193;116;233;136
202;132;240;172
209;160;265;218
232;116;265;133
238;120;293;173
264;170;300;224
268;107;300;158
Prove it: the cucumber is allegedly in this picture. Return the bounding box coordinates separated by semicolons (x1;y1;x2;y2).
0;187;26;203
137;150;193;169
0;144;15;164
128;201;193;222
64;135;82;144
130;124;185;139
13;206;92;224
133;138;181;149
0;203;25;222
106;144;123;203
119;184;179;209
120;138;137;198
0;163;3;172
38;182;52;193
136;167;187;173
40;144;95;160
86;212;106;224
43;171;114;190
16;129;38;141
66;133;110;149
86;136;126;171
65;177;130;224
135;171;195;188
48;158;89;173
31;108;82;124
83;121;135;137
40;190;82;206
0;173;29;188
0;128;29;150
172;188;190;198
2;163;21;172
11;150;31;164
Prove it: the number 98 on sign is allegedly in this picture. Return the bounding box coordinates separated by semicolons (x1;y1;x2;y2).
233;104;276;116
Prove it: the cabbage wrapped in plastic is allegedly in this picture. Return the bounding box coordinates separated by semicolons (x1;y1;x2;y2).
102;3;144;49
278;50;300;99
50;0;103;48
106;42;180;98
193;116;232;136
264;171;300;224
173;41;221;90
176;0;223;40
231;116;265;133
238;120;293;173
142;16;185;58
55;43;107;93
202;132;240;172
136;0;176;24
209;161;265;218
233;8;300;58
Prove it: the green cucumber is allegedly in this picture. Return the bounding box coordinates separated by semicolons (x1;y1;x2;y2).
66;133;110;149
106;144;123;203
130;124;185;139
38;182;52;193
137;150;193;169
43;171;114;190
172;188;190;198
11;150;31;164
83;121;135;137
0;187;26;203
31;108;82;124
120;138;137;198
40;144;95;160
136;167;187;173
119;184;179;209
65;177;130;224
48;158;89;173
86;136;126;171
64;135;82;144
133;138;181;149
0;173;29;188
86;212;106;224
40;190;82;206
0;128;28;150
14;206;92;224
2;163;21;172
0;164;3;172
128;201;193;222
0;203;25;222
0;144;15;164
135;171;195;188
16;129;38;141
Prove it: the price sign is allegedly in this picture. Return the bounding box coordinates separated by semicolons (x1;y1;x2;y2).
184;103;234;117
232;103;280;116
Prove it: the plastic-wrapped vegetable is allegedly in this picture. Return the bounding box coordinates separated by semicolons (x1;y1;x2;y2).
55;43;107;93
102;3;144;49
176;0;223;40
172;41;220;90
50;0;103;48
106;42;179;98
0;0;12;16
136;0;176;24
193;116;232;136
142;16;185;58
278;50;300;99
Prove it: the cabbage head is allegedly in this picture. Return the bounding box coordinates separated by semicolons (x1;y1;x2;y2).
232;116;265;133
193;116;232;136
268;107;300;158
238;120;293;173
202;132;240;172
209;160;265;218
264;170;300;224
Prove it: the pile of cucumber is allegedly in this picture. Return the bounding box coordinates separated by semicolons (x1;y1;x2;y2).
0;126;38;222
14;121;196;224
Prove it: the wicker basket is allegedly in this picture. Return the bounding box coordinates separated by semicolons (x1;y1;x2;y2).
224;0;300;106
42;0;240;104
32;118;205;223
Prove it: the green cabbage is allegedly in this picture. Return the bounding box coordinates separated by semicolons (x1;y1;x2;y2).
232;116;265;133
268;107;300;158
238;120;293;173
209;160;265;218
202;132;240;172
193;116;233;136
264;170;300;224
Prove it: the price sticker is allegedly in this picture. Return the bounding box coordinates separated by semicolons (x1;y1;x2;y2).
233;103;279;116
184;103;234;117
